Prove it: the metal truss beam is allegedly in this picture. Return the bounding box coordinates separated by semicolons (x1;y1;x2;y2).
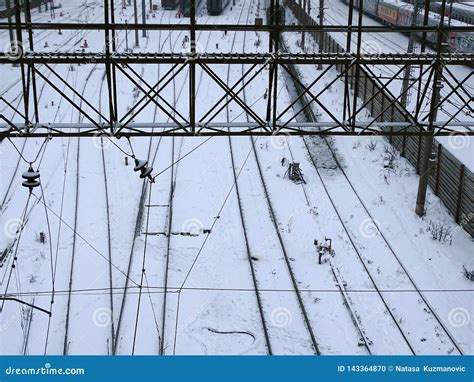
1;52;472;65
1;0;472;141
0;22;472;33
1;122;473;139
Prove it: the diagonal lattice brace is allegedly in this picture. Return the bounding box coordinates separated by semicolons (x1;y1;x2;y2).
199;63;267;128
279;62;354;130
198;61;270;126
32;66;103;130
116;63;189;133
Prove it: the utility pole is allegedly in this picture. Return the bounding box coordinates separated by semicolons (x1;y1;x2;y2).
142;0;146;37
415;0;447;216
400;1;420;108
133;0;139;47
318;0;324;70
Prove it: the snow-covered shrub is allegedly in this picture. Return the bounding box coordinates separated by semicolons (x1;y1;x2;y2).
463;266;474;282
427;221;453;245
366;139;378;151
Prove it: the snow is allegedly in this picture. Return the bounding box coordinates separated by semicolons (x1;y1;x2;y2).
0;0;472;356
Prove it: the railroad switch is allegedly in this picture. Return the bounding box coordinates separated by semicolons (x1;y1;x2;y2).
22;166;41;191
314;238;335;265
284;162;306;184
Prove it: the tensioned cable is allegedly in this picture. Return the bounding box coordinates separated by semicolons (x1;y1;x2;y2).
7;136;50;166
30;192;139;287
6;285;471;297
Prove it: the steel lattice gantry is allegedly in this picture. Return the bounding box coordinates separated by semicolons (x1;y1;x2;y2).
0;0;472;139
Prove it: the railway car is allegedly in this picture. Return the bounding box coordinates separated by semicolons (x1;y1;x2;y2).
377;1;400;25
265;0;285;25
207;0;229;15
451;30;474;52
430;2;474;24
341;0;379;17
340;0;473;54
363;0;380;17
162;0;179;10
179;0;202;16
382;0;474;53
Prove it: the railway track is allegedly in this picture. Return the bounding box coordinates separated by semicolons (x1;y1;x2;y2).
223;0;273;355
113;8;214;355
62;4;138;354
280;131;373;355
97;5;175;356
279;50;465;353
305;133;464;354
221;0;321;354
159;11;215;355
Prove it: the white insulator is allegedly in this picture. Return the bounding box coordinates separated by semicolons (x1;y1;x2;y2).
134;159;148;172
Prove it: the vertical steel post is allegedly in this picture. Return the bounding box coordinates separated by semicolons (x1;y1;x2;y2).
272;0;280;131
133;0;139;47
111;0;119;127
266;0;275;127
5;0;15;48
13;0;29;127
415;0;447;216
301;0;306;50
189;0;196;133
317;0;324;70
400;1;421;108
343;0;354;123
350;0;363;131
24;0;39;123
142;0;147;37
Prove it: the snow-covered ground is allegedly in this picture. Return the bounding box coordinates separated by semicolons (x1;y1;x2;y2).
0;0;472;355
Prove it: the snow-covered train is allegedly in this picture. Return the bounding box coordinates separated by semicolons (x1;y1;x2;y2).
341;0;474;54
